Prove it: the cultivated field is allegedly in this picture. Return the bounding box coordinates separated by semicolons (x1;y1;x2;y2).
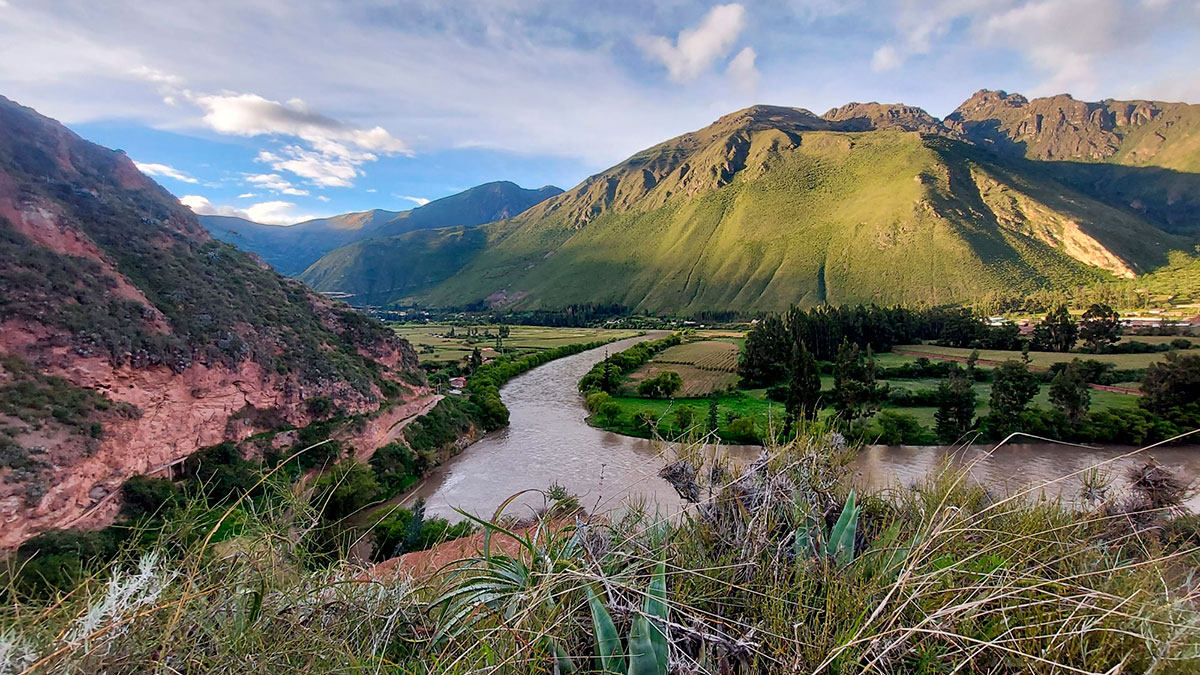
391;324;639;362
627;340;739;396
895;344;1179;369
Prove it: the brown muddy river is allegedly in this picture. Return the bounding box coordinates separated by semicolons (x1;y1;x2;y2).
406;334;1200;521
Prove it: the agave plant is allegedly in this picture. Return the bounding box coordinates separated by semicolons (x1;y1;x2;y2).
793;490;859;566
557;561;669;675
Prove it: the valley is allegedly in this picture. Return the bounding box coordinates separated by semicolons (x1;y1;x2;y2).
4;76;1200;672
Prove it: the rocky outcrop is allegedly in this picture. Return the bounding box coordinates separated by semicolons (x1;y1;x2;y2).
944;89;1200;166
822;102;948;134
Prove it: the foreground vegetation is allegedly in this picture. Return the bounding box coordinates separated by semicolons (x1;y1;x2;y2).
4;430;1198;672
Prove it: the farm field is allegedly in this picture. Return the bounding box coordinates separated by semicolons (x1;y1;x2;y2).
894;344;1177;369
626;340;739;396
391;324;639;362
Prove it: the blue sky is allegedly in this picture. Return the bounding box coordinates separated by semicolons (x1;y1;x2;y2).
1;0;1198;224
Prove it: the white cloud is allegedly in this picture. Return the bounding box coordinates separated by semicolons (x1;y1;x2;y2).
725;46;759;92
244;172;309;195
134;161;198;183
871;45;901;72
640;4;749;82
193;92;409;154
397;195;430;206
236;192;256;198
256;148;360;188
180;194;318;225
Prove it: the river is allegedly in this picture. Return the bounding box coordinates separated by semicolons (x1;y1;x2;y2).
406;334;1200;520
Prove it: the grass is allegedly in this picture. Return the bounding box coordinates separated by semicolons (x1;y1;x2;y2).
391;324;639;363
5;431;1198;672
896;343;1177;369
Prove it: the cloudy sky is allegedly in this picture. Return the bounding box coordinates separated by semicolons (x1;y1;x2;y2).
1;0;1197;224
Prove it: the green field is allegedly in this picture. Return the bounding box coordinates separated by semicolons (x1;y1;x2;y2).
595;347;1143;444
391;324;639;362
895;344;1176;369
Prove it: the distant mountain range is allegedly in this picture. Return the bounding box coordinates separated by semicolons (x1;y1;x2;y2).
289;90;1199;312
200;182;562;275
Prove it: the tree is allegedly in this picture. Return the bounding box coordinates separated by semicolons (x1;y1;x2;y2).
1079;303;1120;353
706;398;719;434
876;410;925;445
597;400;622;425
935;369;977;442
739;314;789;387
1049;360;1091;424
966;349;979;377
831;340;878;423
786;341;822;425
468;347;483;372
637;371;682;398
1031;305;1078;352
988;360;1040;434
315;460;380;521
1140;352;1200;426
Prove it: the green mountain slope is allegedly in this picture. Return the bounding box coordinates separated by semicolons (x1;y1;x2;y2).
299;226;489;305
202;181;561;275
407;105;1187;314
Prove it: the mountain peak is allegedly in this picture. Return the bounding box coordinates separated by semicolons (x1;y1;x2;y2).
821;102;945;133
712;104;830;132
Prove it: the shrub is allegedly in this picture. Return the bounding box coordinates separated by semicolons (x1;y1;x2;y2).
120;476;180;519
874;410;929;445
314;460;380;521
637;371;682;398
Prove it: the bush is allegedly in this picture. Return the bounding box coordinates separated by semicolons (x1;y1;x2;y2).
637;371;682;398
120;476;180;519
371;502;474;562
585;391;613;414
182;442;258;504
874;410;929;445
9;528;122;598
314;460;380;521
725;417;758;443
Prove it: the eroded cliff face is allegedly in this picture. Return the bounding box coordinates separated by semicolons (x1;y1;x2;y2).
0;95;426;548
0;315;425;549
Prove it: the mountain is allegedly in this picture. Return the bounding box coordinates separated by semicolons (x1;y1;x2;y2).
201;181;562;275
299;226;489;306
0;96;426;547
367;102;1187;314
946;90;1200;236
946;89;1200;169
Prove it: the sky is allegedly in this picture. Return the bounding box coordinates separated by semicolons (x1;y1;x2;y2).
1;0;1198;225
